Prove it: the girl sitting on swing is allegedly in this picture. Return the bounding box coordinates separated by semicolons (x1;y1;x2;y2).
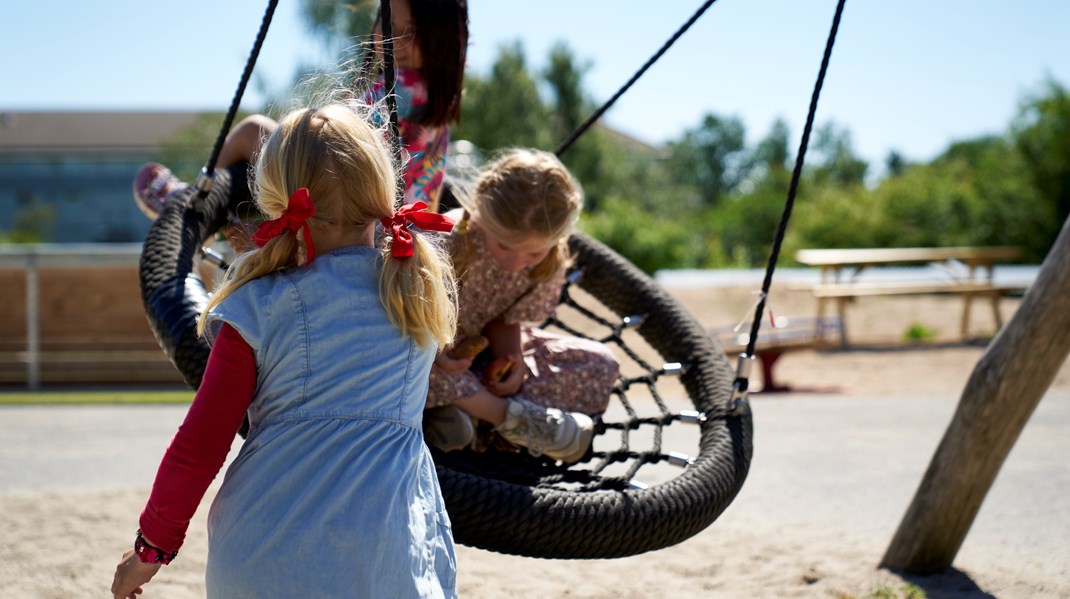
424;148;620;464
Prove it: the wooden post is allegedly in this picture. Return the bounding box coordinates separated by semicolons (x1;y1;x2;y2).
881;216;1070;572
26;251;40;391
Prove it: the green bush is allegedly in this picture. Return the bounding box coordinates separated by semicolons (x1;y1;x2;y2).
580;196;701;274
903;322;938;343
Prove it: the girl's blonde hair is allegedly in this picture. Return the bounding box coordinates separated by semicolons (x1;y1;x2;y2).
455;148;583;282
197;104;456;347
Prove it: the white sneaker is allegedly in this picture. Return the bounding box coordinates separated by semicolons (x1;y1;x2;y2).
423;406;476;452
495;396;594;464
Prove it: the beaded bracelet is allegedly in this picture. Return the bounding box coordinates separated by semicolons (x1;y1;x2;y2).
134;529;179;565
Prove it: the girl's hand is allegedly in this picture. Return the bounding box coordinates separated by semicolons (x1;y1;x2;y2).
112;549;161;598
435;351;474;377
485;354;525;397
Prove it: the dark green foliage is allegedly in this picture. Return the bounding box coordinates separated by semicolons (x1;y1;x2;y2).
665;114;752;208
2;202;57;243
580;197;700;273
157;113;244;181
809;122;868;187
453;42;552;152
1013;77;1070;226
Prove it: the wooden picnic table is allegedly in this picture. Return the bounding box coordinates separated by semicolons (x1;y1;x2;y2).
711;317;841;392
794;246;1026;346
796;246;1023;283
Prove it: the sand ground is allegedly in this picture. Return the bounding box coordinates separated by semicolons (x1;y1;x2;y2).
1;283;1068;598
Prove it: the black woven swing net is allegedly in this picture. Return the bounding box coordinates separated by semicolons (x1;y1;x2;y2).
133;0;809;559
138;163;752;559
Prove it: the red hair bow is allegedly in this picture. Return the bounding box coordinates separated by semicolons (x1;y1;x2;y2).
381;201;456;259
252;188;317;262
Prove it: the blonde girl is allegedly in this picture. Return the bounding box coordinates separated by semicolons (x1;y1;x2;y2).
424;148;620;464
113;104;459;598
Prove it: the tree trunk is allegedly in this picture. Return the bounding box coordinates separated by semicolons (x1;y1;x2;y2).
881;215;1070;572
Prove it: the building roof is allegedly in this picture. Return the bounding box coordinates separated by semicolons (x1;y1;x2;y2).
0;111;206;154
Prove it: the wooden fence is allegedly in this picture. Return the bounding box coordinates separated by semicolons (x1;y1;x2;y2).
0;244;184;388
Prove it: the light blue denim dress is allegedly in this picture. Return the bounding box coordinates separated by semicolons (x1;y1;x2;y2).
202;246;457;598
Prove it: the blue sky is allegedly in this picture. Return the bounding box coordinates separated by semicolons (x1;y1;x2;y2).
3;1;1069;171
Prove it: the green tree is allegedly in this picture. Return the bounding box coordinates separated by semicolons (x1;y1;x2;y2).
301;0;377;62
453;42;551;152
786;135;1054;262
540;42;615;210
665;113;750;208
711;168;795;267
580;196;700;273
885;150;907;177
542;42;590;142
927;136;1055;259
753;118;791;173
810;122;867;187
784;183;879;253
157;113;244;181
5;200;57;243
1013;77;1070;225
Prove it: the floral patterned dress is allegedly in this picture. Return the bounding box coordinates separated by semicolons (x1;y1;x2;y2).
425;228;619;416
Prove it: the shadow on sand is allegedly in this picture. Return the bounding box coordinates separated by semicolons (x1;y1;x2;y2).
886;567;997;599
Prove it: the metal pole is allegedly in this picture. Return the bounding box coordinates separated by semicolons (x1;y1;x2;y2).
25;251;40;390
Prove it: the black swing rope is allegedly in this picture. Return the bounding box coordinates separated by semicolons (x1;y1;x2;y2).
554;0;718;157
138;0;845;559
733;0;847;408
378;0;404;188
549;0;848;410
195;0;279;197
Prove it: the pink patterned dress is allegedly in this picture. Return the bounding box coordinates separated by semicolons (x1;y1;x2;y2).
426;229;619;416
361;68;449;208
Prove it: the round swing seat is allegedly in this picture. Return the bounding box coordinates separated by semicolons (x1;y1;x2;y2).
138;166;753;559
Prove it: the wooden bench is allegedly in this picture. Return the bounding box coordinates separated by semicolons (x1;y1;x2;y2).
795;247;1027;346
711;316;841;392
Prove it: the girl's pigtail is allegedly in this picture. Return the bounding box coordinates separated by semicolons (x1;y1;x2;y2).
378;230;457;348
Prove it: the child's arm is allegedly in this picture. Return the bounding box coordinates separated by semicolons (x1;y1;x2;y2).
216;114;278;168
434;351;474;377
484;317;521;357
112;324;255;597
139;323;254;550
482;318;525;397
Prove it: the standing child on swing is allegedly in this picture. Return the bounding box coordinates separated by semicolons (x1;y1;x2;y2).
133;0;468;218
424;148;620;464
112;103;459;598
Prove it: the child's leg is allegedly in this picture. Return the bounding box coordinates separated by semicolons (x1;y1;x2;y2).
423;390;507;453
216;114;278;168
492;395;594;464
453;389;509;425
131;115;275;221
427;370;595;463
455;389;593;464
519;328;620;416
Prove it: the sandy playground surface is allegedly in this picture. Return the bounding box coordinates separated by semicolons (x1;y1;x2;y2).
1;282;1068;598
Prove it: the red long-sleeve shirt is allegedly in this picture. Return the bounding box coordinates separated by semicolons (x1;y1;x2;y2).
138;323;256;552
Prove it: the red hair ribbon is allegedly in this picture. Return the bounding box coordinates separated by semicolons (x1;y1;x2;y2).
381;201;456;259
252;188;317;262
